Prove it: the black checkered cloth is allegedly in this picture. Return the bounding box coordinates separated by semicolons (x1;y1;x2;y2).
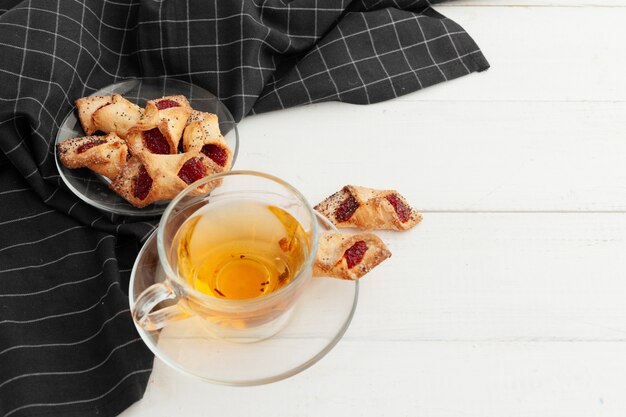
0;0;488;416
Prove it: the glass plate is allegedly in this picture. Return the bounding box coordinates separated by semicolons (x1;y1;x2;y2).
54;78;239;217
129;213;358;385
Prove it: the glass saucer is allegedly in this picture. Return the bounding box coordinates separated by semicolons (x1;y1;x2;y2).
129;213;358;385
55;77;239;217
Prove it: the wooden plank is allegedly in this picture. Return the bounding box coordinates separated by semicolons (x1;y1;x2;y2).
394;6;626;102
151;213;626;341
123;341;626;417
149;212;626;342
237;100;626;211
149;213;625;342
350;212;626;341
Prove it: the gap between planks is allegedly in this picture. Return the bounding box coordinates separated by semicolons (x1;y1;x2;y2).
158;336;626;342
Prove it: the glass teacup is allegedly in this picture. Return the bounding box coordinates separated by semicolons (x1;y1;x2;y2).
132;171;319;343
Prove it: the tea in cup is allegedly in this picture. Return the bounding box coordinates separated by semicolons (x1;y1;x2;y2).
132;171;319;342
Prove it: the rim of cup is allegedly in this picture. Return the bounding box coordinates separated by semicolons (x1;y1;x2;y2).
156;170;320;306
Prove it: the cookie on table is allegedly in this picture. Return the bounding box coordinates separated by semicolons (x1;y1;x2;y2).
315;185;421;231
313;232;391;280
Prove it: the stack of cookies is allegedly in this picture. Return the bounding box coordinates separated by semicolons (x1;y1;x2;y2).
314;185;421;280
57;94;233;208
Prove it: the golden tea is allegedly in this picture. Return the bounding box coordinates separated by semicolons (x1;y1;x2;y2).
173;200;310;300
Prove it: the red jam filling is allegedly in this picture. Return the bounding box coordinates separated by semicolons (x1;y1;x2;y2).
386;194;411;223
344;241;368;269
76;139;107;154
133;165;152;200
334;194;359;222
200;143;228;167
156;99;180;110
142;128;170;154
177;157;207;184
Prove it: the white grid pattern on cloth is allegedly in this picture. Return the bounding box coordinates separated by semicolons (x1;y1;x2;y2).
360;12;400;98
0;1;487;416
415;13;447;80
0;257;117;298
0;309;129;356
336;23;371;104
385;7;423;89
0;235;115;276
307;49;483;105
255;28;470;103
1;278;111;325
441;17;471;74
3;368;153;417
135;0;487;118
0;0;152;394
0;337;142;388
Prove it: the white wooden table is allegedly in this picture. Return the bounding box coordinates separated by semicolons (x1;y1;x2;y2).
122;2;626;416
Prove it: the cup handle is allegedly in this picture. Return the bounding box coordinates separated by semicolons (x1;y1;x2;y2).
132;282;191;331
